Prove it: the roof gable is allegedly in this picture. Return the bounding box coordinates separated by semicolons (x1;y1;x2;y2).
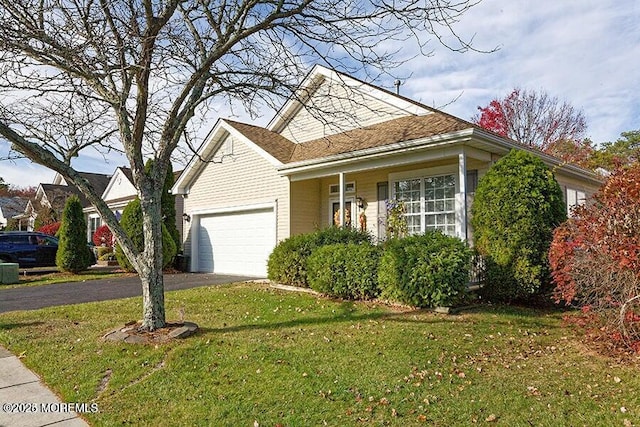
267;65;431;143
172;119;290;194
102;167;137;202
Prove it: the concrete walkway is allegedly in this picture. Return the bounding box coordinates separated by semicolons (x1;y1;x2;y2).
0;346;89;426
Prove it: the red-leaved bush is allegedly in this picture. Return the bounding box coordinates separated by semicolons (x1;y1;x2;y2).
38;221;61;236
92;224;114;247
549;164;640;349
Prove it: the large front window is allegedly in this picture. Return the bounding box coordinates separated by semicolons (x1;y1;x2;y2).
393;174;456;236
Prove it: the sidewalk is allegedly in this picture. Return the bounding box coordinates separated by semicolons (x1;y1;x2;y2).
0;346;89;426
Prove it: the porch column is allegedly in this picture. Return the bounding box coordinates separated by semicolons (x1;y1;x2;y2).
339;172;345;227
458;150;468;242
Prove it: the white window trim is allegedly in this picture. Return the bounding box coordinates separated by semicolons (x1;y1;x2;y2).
566;188;586;217
390;169;462;238
329;181;356;195
329;197;356;227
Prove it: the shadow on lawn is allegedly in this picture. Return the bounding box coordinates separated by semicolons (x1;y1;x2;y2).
199;306;453;336
0;321;44;331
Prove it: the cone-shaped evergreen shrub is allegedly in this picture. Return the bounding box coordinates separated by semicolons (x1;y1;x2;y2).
56;195;93;273
115;198;177;272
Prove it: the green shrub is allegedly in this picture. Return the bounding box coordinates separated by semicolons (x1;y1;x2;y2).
377;232;472;308
307;243;380;300
267;234;315;286
56;195;94;273
267;226;372;287
96;246;113;258
115;198;178;272
471;149;566;302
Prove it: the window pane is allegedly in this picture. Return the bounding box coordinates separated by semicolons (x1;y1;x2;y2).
434;176;444;187
445;200;455;211
444;187;455;198
435;200;445;212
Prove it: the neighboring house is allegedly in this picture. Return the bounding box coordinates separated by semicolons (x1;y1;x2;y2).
83;167;185;244
172;65;603;277
0;197;29;230
13;172;111;232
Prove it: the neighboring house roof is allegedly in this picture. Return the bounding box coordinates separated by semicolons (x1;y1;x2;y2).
0;197;29;220
36;171;111;213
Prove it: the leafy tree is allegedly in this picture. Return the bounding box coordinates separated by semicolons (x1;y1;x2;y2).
0;177;7;195
589;130;640;170
550;164;640;350
115;198;177;273
0;1;481;330
471;149;566;302
56;195;93;273
474;89;587;152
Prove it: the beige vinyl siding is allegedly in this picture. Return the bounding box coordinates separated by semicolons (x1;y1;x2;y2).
290;179;321;236
279;79;412;144
182;134;290;257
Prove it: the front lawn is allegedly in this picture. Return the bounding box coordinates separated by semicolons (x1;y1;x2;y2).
0;283;638;426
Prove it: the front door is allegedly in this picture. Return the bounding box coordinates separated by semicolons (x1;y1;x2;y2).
331;198;354;227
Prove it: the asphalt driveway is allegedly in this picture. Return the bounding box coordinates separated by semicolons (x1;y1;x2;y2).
0;273;259;313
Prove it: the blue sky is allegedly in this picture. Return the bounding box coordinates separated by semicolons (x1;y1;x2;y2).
1;0;638;188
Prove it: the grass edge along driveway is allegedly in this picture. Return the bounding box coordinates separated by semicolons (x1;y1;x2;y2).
0;282;638;426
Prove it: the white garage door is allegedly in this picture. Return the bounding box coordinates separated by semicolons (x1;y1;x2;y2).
197;208;275;276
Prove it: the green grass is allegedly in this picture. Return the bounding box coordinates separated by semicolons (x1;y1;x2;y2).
1;283;639;426
2;270;128;289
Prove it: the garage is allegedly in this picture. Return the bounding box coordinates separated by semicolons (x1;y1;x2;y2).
196;207;276;276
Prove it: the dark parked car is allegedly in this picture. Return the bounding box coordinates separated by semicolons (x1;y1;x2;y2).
0;231;59;267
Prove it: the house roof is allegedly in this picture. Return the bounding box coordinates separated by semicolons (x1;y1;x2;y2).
0;197;29;218
78;172;111;197
224;120;297;163
288;113;472;163
225;111;475;164
173;65;603;193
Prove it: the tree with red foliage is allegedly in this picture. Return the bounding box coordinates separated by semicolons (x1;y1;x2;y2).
92;224;114;247
549;164;640;350
474;88;588;153
37;221;61;236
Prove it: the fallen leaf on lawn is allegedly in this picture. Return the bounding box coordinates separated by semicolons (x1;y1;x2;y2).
614;376;622;383
417;414;427;422
485;414;497;422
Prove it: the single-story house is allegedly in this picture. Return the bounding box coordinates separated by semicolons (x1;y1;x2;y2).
172;65;603;277
83;166;185;243
0;196;29;229
13;172;111;232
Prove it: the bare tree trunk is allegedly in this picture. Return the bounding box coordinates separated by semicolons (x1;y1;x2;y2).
138;183;166;330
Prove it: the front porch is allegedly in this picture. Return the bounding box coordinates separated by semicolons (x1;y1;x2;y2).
287;145;494;243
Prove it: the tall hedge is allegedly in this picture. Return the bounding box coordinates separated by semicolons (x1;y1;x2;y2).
377;232;471;308
56;195;93;273
471;149;566;301
267;226;372;287
115;198;177;272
